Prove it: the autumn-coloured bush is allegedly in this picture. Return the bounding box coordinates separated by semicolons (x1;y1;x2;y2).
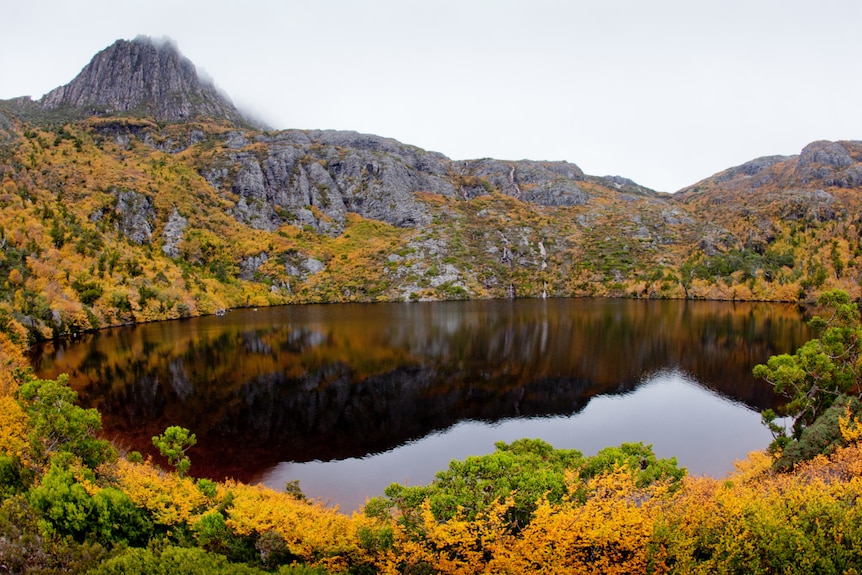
651;445;862;574
369;444;862;574
223;481;370;572
370;438;683;537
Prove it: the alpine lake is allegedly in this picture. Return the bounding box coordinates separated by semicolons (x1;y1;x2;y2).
31;298;813;512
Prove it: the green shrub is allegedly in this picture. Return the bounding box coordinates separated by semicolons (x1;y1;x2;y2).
88;545;328;575
774;395;862;471
17;374;115;468
369;438;684;533
28;453;152;545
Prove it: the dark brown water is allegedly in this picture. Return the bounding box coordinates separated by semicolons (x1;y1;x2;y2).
32;298;812;510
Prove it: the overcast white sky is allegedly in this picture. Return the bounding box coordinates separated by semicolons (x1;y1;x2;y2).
2;0;860;192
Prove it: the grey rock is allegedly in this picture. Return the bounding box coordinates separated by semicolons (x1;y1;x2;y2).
161;209;188;257
231;157;279;231
778;189;841;222
429;264;464;288
285;263;302;278
714;155;791;184
305;160;348;222
632;226;651;240
240;252;269;281
226;131;249;149
284;254;327;282
459;159;590;206
303;257;325;275
798;141;853;169
594;174;657;195
795;141;858;184
233;196;279;232
662;209;695;226
114;189;154;244
213;132;448;231
294;208;319;229
201;167;229;191
823;165;862;188
39;36;255;126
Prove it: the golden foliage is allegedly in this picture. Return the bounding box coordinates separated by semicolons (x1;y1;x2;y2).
367;446;862;573
494;469;662;574
840;403;862;444
0;395;27;458
379;468;666;575
223;481;365;571
116;458;216;526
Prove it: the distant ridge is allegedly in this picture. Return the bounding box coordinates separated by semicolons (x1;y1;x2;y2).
36;36;255;126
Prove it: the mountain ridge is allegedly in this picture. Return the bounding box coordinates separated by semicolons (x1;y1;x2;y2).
3;36;257;128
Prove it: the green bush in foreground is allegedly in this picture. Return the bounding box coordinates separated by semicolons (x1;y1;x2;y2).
87;545;327;575
367;438;685;532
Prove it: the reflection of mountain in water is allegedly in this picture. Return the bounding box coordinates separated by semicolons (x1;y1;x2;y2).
32;299;812;483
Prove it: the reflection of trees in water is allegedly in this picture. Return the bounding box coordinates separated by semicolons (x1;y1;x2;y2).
31;300;812;482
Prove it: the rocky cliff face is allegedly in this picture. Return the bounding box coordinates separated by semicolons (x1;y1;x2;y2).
37;36;253;126
200;128;607;232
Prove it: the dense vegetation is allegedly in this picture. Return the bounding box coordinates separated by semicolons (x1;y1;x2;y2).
3;293;862;572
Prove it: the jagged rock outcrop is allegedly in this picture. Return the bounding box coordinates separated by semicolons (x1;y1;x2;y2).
161;209;188;257
215;129;456;231
202;129;605;232
679;140;862;196
595;175;656;197
114;189;155;244
711;155;791;187
37;36;254;126
795;140;862;188
456;159;589;206
239;252;269;281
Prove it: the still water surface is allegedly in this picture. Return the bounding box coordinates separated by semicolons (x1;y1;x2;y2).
32;298;812;511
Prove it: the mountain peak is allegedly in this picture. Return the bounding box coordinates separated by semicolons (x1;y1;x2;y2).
38;36;254;126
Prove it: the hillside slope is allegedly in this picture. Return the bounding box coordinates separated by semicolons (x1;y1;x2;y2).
0;37;860;340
